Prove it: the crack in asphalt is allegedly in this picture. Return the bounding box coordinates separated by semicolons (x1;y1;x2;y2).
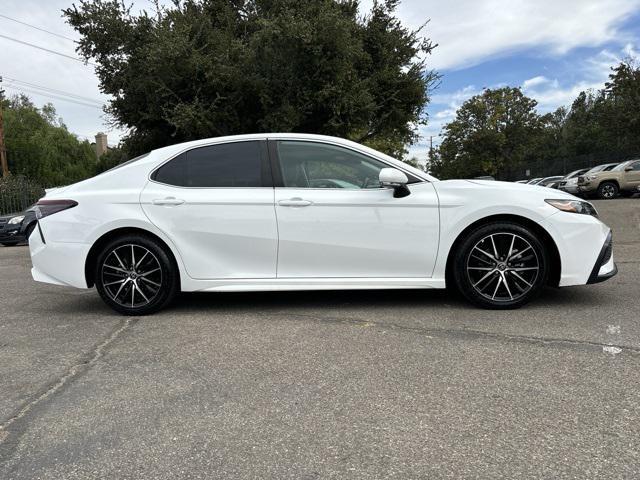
0;317;137;448
268;311;640;354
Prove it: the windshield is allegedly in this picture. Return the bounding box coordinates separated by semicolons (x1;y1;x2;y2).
585;165;606;174
611;161;630;171
566;169;584;178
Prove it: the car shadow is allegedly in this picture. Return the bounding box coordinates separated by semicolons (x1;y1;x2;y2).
168;285;603;314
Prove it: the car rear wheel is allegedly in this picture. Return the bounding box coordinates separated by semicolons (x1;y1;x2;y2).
452;222;549;309
597;182;618;199
95;234;179;315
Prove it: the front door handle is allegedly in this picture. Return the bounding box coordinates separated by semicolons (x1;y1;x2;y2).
152;197;185;206
278;198;312;207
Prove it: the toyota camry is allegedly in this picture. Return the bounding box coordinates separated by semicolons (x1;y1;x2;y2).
28;134;616;315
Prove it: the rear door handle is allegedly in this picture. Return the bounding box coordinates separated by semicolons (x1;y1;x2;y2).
278;198;312;207
152;197;185;206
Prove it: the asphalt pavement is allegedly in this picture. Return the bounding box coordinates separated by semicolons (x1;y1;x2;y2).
0;199;639;479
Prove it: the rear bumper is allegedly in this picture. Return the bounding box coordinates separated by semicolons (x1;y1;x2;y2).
29;227;90;288
587;231;617;284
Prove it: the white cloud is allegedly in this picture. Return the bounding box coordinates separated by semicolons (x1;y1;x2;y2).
521;45;636;112
523;76;551;89
361;0;640;70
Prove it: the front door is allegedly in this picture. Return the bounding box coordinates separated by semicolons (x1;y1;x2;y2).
271;140;440;278
140;140;278;280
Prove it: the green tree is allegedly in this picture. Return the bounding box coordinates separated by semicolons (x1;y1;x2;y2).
95;147;129;174
3;95;96;186
64;0;438;158
431;87;544;179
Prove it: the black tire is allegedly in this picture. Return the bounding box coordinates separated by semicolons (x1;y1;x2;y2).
597;181;618;199
452;222;549;309
24;223;36;244
1;242;19;247
94;234;179;315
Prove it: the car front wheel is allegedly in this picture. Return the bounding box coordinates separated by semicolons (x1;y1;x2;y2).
597;182;618;199
453;222;549;309
95;234;179;315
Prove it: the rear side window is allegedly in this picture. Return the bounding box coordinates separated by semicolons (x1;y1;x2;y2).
152;141;263;187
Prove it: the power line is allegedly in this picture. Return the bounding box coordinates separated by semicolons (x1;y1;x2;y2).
2;76;104;105
0;13;77;42
3;83;104;110
0;33;96;66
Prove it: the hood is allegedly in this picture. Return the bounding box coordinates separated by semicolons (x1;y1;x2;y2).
463;179;576;197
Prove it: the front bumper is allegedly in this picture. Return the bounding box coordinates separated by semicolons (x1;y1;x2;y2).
0;228;25;243
587;231;617;284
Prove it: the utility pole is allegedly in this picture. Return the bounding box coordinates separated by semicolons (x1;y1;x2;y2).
0;76;9;178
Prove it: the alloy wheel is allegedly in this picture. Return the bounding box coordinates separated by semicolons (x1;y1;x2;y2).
601;184;615;198
466;233;540;303
101;244;163;308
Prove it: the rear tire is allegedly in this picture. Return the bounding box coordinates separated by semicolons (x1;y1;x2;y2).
94;234;179;315
597;182;618;199
1;242;19;247
452;222;549;309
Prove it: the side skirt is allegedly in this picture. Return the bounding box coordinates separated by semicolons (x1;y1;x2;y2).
181;277;446;293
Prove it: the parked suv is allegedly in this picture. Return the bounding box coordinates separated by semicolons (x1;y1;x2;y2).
578;160;640;199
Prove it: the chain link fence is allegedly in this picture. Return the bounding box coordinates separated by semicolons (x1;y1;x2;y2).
0;175;45;216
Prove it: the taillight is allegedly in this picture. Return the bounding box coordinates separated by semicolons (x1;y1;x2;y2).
35;199;78;219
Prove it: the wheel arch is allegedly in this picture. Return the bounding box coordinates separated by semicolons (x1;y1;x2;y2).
85;227;181;288
598;179;620;190
444;214;561;288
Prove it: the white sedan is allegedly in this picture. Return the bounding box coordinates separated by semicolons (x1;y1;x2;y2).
29;134;616;315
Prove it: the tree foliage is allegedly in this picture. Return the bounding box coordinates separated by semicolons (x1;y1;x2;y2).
431;59;640;180
429;88;544;178
64;0;438;158
3;95;96;186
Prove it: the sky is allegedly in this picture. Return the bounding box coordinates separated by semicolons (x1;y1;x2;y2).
1;0;640;156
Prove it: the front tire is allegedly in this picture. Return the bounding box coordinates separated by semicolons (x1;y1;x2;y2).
24;223;35;244
95;234;179;315
597;182;618;199
452;222;549;309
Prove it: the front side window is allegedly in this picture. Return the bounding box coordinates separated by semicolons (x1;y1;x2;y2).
629;161;640;171
152;141;263;187
276;141;403;189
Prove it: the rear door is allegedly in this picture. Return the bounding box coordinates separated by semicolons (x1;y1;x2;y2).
140;140;278;280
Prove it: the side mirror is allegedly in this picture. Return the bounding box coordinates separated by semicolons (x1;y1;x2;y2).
379;168;410;198
625;166;633;172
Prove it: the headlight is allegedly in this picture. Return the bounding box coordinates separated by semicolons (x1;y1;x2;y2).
545;199;598;216
8;215;25;225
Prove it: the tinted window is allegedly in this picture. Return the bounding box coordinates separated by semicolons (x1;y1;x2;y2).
276;141;403;189
153;141;263;187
